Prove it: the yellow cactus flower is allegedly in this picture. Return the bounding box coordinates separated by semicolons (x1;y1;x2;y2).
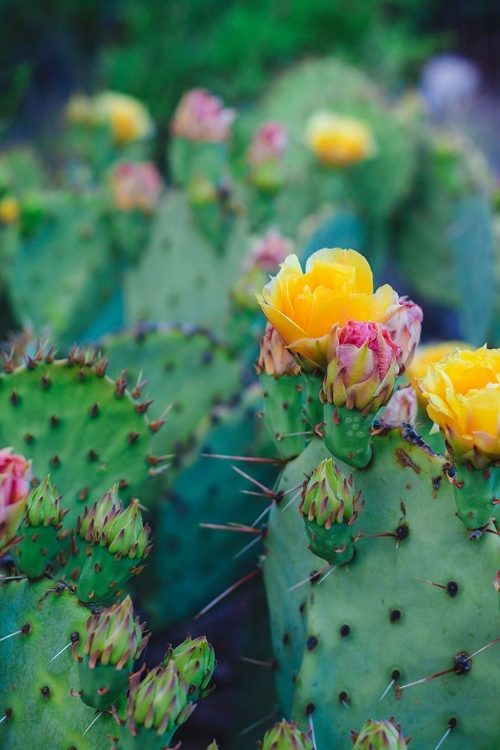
305;111;376;167
418;346;500;465
0;196;20;225
95;92;154;146
257;248;400;369
407;341;472;405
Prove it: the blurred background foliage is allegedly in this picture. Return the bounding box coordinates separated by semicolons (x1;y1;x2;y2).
0;0;440;143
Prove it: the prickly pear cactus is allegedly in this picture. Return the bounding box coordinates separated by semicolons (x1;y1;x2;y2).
0;346;157;527
263;430;500;749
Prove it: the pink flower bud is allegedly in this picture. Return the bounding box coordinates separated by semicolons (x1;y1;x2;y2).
380;384;418;425
110;161;163;213
386;297;423;372
244;229;294;273
323;320;401;412
170;88;235;143
256;323;301;377
0;448;32;547
247;121;287;166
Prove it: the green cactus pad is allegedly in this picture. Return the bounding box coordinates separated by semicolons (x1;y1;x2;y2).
0;351;155;528
263;429;500;748
6;190;118;345
122;190;250;331
100;323;243;477
0;578;116;749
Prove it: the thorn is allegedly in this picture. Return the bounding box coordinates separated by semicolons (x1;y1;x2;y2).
379;679;395;702
49;641;73;663
240;657;275;668
308;711;317;748
0;629;22;643
275;430;313;441
288;563;331;592
0;575;27;582
399;666;456;692
148;464;170;477
251;504;273;527
233;534;263;560
238;706;279;736
199;523;261;535
82;711;102;736
317;564;337;584
195;568;261;619
282;488;302;511
231;465;277;499
468;634;500;659
135;399;153;414
202;452;284;464
434;719;458;750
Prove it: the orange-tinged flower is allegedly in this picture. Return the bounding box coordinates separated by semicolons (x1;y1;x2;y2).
305;111;376;168
257;248;400;369
418;346;500;465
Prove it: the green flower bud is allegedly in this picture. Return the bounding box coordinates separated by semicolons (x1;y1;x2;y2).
76;485;121;542
79;595;147;669
299;458;363;565
76;493;151;604
351;718;409;749
124;661;195;745
102;499;151;559
22;476;66;528
75;595;149;710
163;635;216;700
258;719;314;750
13;475;68;578
206;742;219;750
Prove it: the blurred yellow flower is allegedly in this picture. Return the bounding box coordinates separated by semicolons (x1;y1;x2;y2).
257;248;400;369
65;93;101;127
407;341;472;405
418;346;500;464
0;196;20;225
305;112;376;167
95;92;154;145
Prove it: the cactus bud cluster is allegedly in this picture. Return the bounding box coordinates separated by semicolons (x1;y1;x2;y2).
299;458;363;564
258;719;314;750
351;718;409;749
75;595;149;709
163;634;216;700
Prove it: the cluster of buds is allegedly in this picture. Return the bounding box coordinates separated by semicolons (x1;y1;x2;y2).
163;634;216;701
170;88;235;143
66;91;154;145
247;121;287;191
13;475;68;578
75;595;149;710
258;719;314;750
75;488;151;603
0;447;32;554
123;661;196;744
351;718;409;749
110;161;163;213
299;458;363;565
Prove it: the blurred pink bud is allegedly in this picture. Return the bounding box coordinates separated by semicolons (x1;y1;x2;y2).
0;448;32;547
247;121;287;166
111;161;163;213
256;323;301;377
380;384;418;425
386;298;423;372
244;229;294;273
323;320;401;412
170;89;235;143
